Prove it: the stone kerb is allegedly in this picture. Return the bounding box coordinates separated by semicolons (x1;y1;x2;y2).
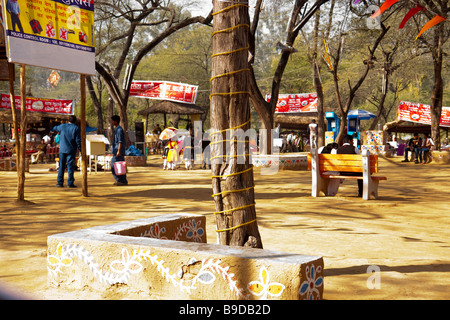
47;213;324;300
252;153;308;171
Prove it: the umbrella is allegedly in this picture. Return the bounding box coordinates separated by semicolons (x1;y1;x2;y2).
159;127;178;140
348;109;376;120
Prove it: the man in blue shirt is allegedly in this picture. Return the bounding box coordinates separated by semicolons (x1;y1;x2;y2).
111;115;128;186
6;0;24;33
51;115;82;188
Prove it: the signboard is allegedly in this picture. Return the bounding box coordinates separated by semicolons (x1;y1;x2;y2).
1;0;95;75
266;93;317;113
397;101;450;127
0;93;74;115
130;80;198;104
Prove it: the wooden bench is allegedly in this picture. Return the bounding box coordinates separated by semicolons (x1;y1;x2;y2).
307;149;387;200
44;146;59;163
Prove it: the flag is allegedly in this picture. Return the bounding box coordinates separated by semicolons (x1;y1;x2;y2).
416;15;446;39
399;5;425;29
371;0;399;19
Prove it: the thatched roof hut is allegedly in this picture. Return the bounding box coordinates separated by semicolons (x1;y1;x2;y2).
138;100;205;116
0;109;72;124
138;100;206;129
383;120;434;134
274;112;318;131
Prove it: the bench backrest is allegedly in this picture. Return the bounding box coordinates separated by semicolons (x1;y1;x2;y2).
307;153;379;173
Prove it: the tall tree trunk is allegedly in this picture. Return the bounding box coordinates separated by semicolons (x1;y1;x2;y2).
18;64;27;201
86;76;104;134
313;61;325;147
430;23;444;151
210;0;262;248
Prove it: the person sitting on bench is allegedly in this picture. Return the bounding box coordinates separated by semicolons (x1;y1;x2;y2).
337;135;362;197
402;132;421;163
419;133;434;164
31;139;48;164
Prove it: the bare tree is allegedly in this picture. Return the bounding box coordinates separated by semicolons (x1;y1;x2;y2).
406;0;449;149
248;0;331;154
89;0;212;142
329;12;390;143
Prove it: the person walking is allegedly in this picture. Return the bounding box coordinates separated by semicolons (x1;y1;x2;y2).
51;115;82;188
111;115;128;186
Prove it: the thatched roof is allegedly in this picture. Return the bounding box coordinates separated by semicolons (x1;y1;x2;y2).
383;120;443;134
274;113;318;131
138;100;205;116
0;109;72;124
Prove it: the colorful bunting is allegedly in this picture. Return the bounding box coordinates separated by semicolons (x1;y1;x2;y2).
416;15;447;39
399;5;425;29
371;0;399;19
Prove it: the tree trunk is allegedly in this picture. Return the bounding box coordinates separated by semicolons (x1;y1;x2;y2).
18;64;27;201
80;75;88;197
313;61;325;147
8;63;21;199
86;76;104;134
210;0;262;248
430;23;444;151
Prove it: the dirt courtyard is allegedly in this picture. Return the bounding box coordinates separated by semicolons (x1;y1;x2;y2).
0;154;448;300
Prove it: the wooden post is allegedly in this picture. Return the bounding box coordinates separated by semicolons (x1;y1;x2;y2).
210;0;262;248
8;63;23;201
8;63;19;159
80;74;88;197
16;64;27;201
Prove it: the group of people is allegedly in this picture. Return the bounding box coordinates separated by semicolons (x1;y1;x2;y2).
402;132;435;164
162;127;210;171
46;114;127;188
319;135;364;197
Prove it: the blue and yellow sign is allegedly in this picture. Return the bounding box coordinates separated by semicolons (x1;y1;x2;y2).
1;0;95;75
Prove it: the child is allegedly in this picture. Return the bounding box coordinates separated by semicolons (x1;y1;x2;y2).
166;139;180;170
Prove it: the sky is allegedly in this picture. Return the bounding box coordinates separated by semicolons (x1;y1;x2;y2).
178;0;213;16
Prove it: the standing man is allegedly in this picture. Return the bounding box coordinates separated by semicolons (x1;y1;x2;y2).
6;0;24;33
111;115;128;186
337;135;362;197
308;119;318;149
51;115;81;188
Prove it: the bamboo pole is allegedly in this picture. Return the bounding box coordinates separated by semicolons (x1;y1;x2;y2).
80;74;88;197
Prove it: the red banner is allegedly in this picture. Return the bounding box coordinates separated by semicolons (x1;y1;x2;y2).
398;100;450;127
0;94;74;115
130;81;198;104
266;93;317;113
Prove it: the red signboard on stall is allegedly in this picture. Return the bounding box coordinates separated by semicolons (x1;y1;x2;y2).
397;100;450;127
0;94;74;115
266;93;318;113
130;81;198;104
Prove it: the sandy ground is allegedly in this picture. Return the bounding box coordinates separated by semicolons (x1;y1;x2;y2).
0;154;448;300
